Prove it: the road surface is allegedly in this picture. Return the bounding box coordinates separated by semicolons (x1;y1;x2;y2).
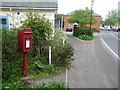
100;30;119;56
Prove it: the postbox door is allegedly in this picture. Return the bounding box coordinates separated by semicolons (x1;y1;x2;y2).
18;28;32;52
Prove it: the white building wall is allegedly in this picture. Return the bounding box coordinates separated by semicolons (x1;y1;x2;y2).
0;10;55;29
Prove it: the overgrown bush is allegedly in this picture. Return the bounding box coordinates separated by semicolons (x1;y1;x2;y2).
28;29;74;77
2;11;74;88
3;80;30;88
34;61;55;73
21;11;74;68
2;28;23;87
73;27;92;37
42;29;74;68
51;43;74;68
21;11;53;56
79;35;94;40
28;54;62;78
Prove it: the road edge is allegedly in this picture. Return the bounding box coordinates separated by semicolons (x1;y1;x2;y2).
100;37;119;63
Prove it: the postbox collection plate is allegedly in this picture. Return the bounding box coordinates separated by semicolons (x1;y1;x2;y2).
26;40;30;48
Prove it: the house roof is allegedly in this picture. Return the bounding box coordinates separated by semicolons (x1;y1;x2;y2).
1;0;58;10
65;12;101;17
93;13;101;17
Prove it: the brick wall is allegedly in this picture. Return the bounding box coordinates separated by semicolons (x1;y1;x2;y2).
85;16;101;30
64;15;101;31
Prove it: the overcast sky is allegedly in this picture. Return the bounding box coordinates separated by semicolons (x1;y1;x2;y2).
57;0;119;20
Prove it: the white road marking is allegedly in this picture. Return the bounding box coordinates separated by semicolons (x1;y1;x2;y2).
100;38;119;63
109;32;120;40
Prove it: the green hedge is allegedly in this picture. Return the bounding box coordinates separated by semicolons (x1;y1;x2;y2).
92;28;100;33
79;35;94;40
73;27;93;37
2;28;23;87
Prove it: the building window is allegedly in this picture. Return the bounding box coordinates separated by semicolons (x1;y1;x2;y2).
0;18;7;24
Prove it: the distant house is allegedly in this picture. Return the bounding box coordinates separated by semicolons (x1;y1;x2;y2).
64;12;101;31
0;0;58;29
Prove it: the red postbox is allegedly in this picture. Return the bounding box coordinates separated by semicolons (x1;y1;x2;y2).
18;28;32;52
18;28;32;77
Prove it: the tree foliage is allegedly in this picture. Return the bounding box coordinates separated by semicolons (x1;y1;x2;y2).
21;11;53;56
118;10;120;25
2;28;23;86
104;9;118;27
66;9;96;26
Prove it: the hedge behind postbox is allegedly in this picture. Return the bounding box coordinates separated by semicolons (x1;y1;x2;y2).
2;28;23;83
21;11;52;56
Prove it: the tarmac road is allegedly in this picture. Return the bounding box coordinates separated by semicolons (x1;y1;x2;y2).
100;30;119;56
66;32;118;88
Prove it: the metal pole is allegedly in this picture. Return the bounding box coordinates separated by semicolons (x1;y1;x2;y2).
59;18;61;29
61;15;63;31
49;46;51;65
90;4;93;35
90;0;94;36
65;68;68;86
23;52;28;77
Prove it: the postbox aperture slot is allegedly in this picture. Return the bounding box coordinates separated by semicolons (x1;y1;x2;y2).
24;32;32;34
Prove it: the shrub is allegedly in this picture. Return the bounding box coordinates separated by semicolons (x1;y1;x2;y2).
52;29;73;67
73;27;80;37
37;80;69;89
79;35;94;40
92;28;100;33
21;11;53;56
42;29;74;68
21;11;74;68
28;54;65;77
51;43;74;68
2;80;29;88
2;28;23;87
73;26;93;37
28;54;48;76
34;61;54;73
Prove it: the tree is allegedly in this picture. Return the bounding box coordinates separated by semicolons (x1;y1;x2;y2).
104;9;118;27
100;18;104;24
21;11;53;56
66;9;96;26
118;10;120;25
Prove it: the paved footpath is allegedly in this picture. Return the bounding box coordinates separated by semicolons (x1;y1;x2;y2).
66;32;118;88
